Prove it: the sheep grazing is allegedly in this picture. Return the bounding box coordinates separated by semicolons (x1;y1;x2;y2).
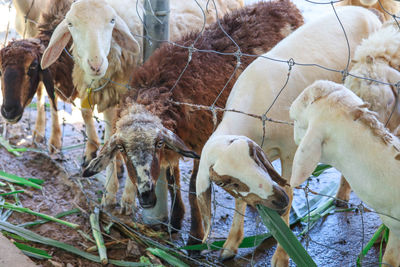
290;80;400;267
196;6;381;264
338;0;400;20
333;18;400;204
14;0;50;38
82;0;304;246
40;0;244;210
0;0;77;153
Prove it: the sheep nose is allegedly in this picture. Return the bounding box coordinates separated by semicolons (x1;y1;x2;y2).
1;105;18;119
87;58;103;74
138;188;157;209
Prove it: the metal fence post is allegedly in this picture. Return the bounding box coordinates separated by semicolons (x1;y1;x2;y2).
143;0;170;62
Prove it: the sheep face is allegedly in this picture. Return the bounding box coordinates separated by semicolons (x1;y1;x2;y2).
41;0;140;80
82;108;198;208
196;135;289;240
0;40;56;123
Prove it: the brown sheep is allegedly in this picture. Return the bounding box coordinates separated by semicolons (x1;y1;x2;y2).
0;0;78;153
83;0;303;250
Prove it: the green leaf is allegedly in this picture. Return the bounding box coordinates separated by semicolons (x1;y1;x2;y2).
14;242;52;259
357;224;388;267
147;248;189;267
312;164;332;177
0;203;79;229
0;136;21;156
0;190;24;197
257;205;317;267
0;171;42;190
27;178;44;185
0;221;150;266
18;208;80;228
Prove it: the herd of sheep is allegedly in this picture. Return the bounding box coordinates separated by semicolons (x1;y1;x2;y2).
1;0;400;266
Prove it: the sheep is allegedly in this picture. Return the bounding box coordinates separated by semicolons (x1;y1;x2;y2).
195;6;382;264
338;0;400;20
14;0;50;38
0;0;77;153
290;80;400;267
39;0;244;211
82;0;304;247
333;18;400;205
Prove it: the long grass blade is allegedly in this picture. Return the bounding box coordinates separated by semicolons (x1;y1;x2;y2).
0;221;150;266
147;247;189;267
0;202;79;229
0;190;24;197
18;208;80;228
0;135;21;156
356;224;388;267
14;242;52;259
0;171;42;190
257;205;317;267
90;207;107;264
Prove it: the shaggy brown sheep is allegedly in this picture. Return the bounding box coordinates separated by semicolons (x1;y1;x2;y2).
83;0;303;248
0;0;80;154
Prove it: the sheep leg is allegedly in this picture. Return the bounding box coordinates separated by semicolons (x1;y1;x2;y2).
186;160;204;248
48;95;61;153
101;107;119;208
166;165;185;232
382;231;400;267
334;175;351;207
271;159;293;267
81;108;100;167
220;199;246;261
32;83;45;144
142;167;169;225
120;152;137;215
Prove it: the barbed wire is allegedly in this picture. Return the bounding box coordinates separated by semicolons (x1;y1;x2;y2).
1;0;400;266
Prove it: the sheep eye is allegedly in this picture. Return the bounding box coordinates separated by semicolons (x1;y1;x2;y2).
67;22;73;27
117;144;125;152
110;18;115;24
156;140;164;149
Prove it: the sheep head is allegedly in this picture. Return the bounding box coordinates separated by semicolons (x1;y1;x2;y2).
0;39;56;123
196;135;289;242
41;0;140;80
82;105;198;208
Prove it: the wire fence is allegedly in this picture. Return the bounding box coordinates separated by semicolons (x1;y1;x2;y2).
0;0;400;266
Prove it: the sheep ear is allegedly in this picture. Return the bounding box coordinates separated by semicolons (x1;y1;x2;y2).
113;15;140;55
162;129;200;159
248;140;288;186
290;124;323;187
40;68;57;110
82;134;120;177
41;20;71;69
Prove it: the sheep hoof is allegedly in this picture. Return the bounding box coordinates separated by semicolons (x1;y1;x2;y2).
49;139;61;154
119;201;136;215
220;249;236;261
32;132;45;145
82;151;98;168
334;199;349;208
101;194;117;211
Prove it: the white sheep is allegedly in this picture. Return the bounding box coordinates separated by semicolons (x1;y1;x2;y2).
14;0;50;38
334;17;400;203
196;6;382;264
290;80;400;267
338;0;400;21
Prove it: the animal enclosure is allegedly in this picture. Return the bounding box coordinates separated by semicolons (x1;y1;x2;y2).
0;0;398;266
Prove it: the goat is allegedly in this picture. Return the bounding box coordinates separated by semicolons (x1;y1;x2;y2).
82;0;303;247
290;80;400;267
338;0;400;21
14;0;50;38
195;6;382;264
0;0;77;153
333;17;400;205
